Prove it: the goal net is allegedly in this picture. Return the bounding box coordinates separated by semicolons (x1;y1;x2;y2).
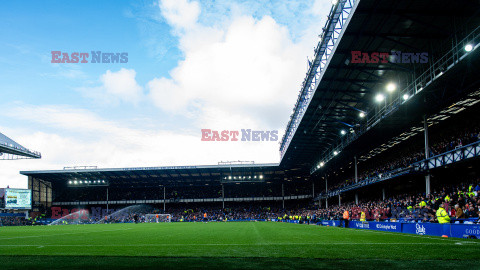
144;214;171;223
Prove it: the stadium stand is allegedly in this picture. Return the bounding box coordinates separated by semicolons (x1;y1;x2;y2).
320;111;480;194
0;213;28;226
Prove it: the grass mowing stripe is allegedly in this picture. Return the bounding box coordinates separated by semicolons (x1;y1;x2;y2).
0;228;132;240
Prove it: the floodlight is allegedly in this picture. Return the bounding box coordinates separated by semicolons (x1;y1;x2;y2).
340;130;346;135
259;175;264;179
403;94;409;101
375;93;385;103
68;181;72;184
359;112;366;118
465;44;473;52
228;176;232;180
386;82;396;93
334;151;338;156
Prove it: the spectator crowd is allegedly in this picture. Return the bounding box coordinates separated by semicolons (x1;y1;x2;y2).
315;181;480;224
322;121;480;195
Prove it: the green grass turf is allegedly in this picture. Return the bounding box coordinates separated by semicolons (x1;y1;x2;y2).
0;222;479;269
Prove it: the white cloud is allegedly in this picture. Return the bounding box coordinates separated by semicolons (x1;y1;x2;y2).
101;69;143;104
148;8;316;131
78;68;143;105
159;0;201;31
0;105;281;188
311;0;333;16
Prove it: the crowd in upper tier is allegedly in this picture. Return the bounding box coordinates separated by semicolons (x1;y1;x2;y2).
322;121;480;194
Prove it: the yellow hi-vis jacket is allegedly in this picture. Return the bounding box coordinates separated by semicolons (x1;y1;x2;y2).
436;207;451;224
360;212;366;222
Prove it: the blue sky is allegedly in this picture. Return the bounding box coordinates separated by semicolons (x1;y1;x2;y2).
0;0;331;187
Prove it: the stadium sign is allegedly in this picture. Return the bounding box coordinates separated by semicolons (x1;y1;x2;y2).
376;224;398;231
321;220;339;227
51;51;128;63
465;228;480;235
201;129;278;141
349;221;402;232
415;224;426;235
0;188;32;210
355;222;370;229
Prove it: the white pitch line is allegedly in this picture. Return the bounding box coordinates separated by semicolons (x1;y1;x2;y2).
0;242;478;247
0;228;132;240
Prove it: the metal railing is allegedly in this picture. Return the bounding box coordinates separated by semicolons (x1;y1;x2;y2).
317;140;480;199
412;140;480;172
0;142;41;160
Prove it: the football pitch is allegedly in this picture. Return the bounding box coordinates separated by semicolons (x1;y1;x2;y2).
1;222;479;269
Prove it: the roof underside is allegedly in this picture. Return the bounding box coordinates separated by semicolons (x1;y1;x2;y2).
280;0;480;173
21;163;310;187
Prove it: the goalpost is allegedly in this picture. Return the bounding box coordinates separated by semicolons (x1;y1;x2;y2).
144;214;171;223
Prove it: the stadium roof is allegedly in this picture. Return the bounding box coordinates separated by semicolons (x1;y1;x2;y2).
0;131;41;160
279;0;480;174
20;163;311;187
